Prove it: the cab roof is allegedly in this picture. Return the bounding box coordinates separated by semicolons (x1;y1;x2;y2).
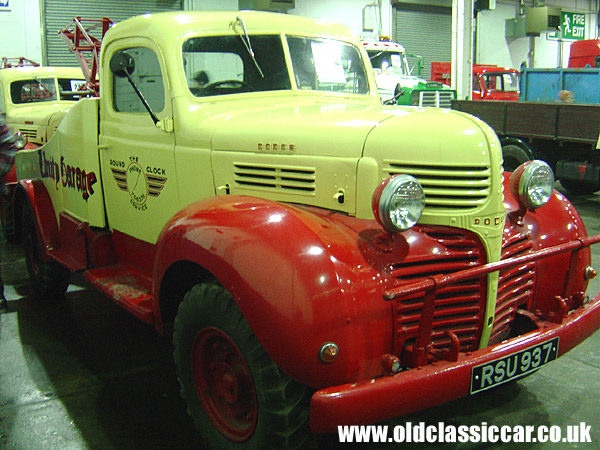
0;66;84;82
106;10;357;44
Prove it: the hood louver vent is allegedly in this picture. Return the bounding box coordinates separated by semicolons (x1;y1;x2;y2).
233;163;316;194
18;127;38;139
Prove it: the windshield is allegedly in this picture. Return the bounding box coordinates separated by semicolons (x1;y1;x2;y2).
182;35;369;96
10;77;86;104
183;35;290;97
288;37;368;94
480;72;519;92
367;50;410;77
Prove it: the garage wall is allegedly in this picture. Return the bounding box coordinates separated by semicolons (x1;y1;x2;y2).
43;0;182;66
1;1;598;71
185;0;238;11
392;3;452;79
0;0;43;64
290;0;393;37
477;0;600;70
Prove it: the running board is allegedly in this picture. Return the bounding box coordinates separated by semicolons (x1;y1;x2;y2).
84;264;154;323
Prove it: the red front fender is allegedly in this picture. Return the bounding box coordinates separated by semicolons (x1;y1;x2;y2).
16;179;60;259
154;195;393;389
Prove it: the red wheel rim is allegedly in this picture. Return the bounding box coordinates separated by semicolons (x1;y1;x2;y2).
192;327;258;441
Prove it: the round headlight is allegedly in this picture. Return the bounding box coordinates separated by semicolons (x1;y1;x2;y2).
372;174;425;232
509;160;554;210
14;132;27;149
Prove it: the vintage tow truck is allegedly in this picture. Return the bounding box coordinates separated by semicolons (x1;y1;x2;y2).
12;11;600;450
0;58;85;238
0;62;85;147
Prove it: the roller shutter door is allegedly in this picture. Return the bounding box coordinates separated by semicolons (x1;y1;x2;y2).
393;4;452;80
43;0;183;66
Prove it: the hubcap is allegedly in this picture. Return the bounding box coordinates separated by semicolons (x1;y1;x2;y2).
192;327;257;441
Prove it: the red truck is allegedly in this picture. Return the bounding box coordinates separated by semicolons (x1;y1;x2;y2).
568;39;600;68
431;62;520;101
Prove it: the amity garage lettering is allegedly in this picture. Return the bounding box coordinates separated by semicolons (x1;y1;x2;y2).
38;150;97;201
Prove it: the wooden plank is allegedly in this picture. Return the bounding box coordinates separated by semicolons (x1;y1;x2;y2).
505;102;557;139
557;104;600;144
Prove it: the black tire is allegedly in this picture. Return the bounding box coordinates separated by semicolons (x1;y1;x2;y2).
0;196;16;243
502;144;531;172
173;282;310;450
21;200;70;298
559;179;600;196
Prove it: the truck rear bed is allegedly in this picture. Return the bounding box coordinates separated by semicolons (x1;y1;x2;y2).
452;100;600;145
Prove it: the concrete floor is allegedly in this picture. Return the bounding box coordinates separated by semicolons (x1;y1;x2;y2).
0;189;599;450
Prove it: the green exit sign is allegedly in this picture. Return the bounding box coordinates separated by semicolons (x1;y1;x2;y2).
549;12;586;40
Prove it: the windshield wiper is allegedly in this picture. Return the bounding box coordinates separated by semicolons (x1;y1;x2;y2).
232;16;265;78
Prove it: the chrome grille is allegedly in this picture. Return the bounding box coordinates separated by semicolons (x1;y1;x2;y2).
490;225;535;343
233;163;316;194
413;90;455;108
391;228;487;356
383;162;491;211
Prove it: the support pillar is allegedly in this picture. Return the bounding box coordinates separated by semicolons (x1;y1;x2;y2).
451;0;474;100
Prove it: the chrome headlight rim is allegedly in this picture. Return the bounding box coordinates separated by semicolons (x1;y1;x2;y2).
510;160;554;210
372;174;425;233
14;132;27;149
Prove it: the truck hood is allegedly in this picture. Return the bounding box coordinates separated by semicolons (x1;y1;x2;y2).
179;95;495;164
196;97;391;159
177;94;502;224
8;103;73;126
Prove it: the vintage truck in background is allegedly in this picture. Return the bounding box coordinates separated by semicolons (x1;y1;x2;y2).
11;11;600;450
453;66;600;193
568;38;600;68
363;39;455;107
0;61;85;146
0;59;85;239
431;61;520;101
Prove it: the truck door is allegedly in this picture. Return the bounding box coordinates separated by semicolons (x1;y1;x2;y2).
99;41;178;244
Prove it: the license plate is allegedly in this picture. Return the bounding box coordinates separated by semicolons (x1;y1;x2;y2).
470;337;559;394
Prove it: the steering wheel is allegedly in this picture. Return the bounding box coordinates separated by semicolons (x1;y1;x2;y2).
200;80;254;96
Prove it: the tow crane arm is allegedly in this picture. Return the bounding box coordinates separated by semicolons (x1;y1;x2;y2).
58;17;113;97
1;57;40;69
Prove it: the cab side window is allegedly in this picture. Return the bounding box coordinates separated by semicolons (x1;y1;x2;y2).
113;47;165;113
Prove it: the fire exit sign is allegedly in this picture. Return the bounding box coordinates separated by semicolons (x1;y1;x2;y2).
549;12;586;40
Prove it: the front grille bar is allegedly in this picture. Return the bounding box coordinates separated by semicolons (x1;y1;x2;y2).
384;234;600;301
384;233;600;367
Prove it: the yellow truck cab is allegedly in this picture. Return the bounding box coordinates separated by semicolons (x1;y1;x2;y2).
13;11;600;450
0;65;85;146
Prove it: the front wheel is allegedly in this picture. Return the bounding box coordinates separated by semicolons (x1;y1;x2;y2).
502;144;531;172
21;200;70;298
173;282;310;450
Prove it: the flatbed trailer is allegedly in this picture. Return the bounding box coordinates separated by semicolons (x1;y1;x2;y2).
452;99;600;195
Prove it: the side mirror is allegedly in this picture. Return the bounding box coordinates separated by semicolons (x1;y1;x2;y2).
109;52;135;78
